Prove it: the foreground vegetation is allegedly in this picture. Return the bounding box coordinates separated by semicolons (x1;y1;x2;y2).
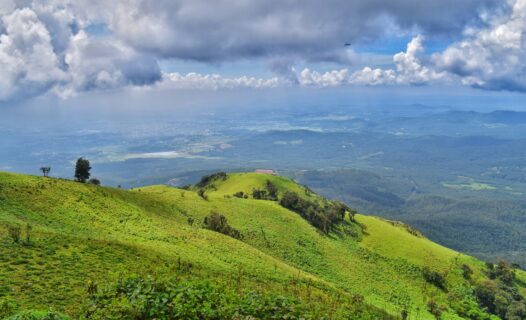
1;171;526;319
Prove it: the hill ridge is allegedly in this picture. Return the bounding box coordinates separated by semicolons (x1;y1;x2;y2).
1;171;525;319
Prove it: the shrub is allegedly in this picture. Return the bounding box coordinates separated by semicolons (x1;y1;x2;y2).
423;267;447;290
233;191;246;198
427;299;445;319
88;178;101;186
6;225;21;243
265;180;278;200
461;264;473;281
252;188;268;200
251;181;279;201
197;189;208;200
0;299;18;319
196;172;227;188
24;224;32;245
5;310;69;320
203;212;242;239
488;261;515;285
83;275;309;320
279;191;349;233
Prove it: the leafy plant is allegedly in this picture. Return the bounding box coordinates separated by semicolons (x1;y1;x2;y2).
5;310;69;320
6;224;21;243
423;267;447;290
196;172;227;188
203;211;242;239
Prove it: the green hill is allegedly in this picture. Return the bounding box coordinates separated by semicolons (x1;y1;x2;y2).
0;171;525;319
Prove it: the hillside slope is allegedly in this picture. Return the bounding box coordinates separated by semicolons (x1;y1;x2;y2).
0;171;525;319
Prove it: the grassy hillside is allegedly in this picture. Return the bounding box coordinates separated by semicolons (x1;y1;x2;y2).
0;171;525;319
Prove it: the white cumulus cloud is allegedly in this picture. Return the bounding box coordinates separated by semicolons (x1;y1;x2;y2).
0;8;67;100
433;0;526;91
162;73;283;90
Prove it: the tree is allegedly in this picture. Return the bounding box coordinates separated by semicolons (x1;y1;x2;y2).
40;167;51;177
265;180;279;200
74;158;91;183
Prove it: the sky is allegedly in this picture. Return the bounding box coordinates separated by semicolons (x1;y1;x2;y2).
1;0;526;111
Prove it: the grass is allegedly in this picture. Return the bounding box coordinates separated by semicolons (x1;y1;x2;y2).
441;176;497;191
0;171;524;319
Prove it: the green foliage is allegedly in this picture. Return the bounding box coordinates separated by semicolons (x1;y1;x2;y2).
265;180;278;200
1;171;525;320
203;211;242;239
279;191;346;233
448;286;495;320
83;275;312;320
197;188;208;200
488;261;516;285
251;188;268;200
88;178;101;186
427;299;445;319
232;191;248;199
196;172;227;188
74;158;91;183
5;310;69;320
461;264;474;281
5;224;21;243
251;180;280;201
0;299;18;319
474;262;526;320
423;267;447;291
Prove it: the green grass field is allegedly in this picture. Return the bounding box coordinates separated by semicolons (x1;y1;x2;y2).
0;171;524;319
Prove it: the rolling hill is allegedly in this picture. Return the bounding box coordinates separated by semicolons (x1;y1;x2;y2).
0;171;525;319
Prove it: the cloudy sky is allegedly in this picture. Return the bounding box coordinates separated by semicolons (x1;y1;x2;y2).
1;0;526;109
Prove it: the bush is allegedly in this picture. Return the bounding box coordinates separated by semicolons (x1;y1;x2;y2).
83;275;308;320
6;225;21;243
252;188;268;200
265;180;278;200
197;189;208;200
461;264;473;281
423;267;447;290
5;310;69;320
488;261;515;285
427;299;445;319
233;191;247;198
196;172;227;188
251;180;279;201
88;178;101;186
203;212;242;239
0;299;18;319
279;191;349;233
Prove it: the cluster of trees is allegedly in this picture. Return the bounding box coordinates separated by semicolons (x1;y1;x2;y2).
203;211;242;239
474;261;526;319
251;180;279;201
196;172;227;188
279;191;353;233
232;178;356;233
